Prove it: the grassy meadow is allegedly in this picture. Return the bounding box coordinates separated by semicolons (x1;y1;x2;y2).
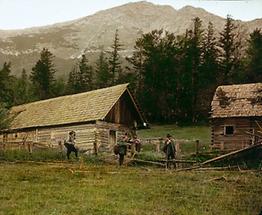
0;125;261;215
0;162;261;215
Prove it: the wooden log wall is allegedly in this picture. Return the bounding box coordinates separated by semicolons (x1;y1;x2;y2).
211;117;261;150
0;129;36;151
38;123;96;152
1;121;134;154
95;120;132;152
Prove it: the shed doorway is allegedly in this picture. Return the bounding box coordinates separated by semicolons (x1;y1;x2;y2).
109;130;117;147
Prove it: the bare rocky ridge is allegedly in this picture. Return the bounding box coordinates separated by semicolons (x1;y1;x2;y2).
0;1;261;76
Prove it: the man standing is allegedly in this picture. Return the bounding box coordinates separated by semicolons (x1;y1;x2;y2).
163;134;176;169
64;131;78;159
117;133;129;166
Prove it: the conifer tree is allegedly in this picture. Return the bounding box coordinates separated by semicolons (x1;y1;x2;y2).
0;102;11;130
201;22;219;84
0;62;14;106
218;15;242;84
30;48;56;99
67;54;93;93
245;28;262;82
96;50;110;88
108;29;123;85
67;65;79;94
78;54;93;91
181;17;204;122
126;38;145;94
13;69;34;105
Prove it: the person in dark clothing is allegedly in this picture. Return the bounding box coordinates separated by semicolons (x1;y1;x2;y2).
64;131;78;159
163;134;176;169
117;133;129;166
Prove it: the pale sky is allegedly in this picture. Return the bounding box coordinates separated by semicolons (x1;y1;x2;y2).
0;0;261;30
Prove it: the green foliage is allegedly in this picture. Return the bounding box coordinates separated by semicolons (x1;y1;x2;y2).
0;62;14;106
12;69;36;105
245;28;262;82
95;49;111;88
218;15;243;84
67;54;93;93
2;16;261;125
52;77;66;97
108;29;123;85
30;48;56;99
0;103;11;130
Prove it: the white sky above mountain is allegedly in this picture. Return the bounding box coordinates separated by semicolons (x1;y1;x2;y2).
0;0;261;30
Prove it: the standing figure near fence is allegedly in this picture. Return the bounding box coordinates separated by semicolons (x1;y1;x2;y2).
64;131;78;159
163;134;176;169
117;133;129;166
130;134;141;156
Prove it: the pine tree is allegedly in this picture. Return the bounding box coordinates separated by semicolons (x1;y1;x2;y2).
108;29;123;85
128;29;181;122
245;28;262;82
0;102;11;130
30;48;56;99
201;22;219;84
218;15;242;84
79;54;93;91
198;22;220;118
126;38;145;94
180;17;204;122
53;78;66;97
67;65;79;94
67;54;93;93
13;69;34;105
0;62;14;106
96;50;111;88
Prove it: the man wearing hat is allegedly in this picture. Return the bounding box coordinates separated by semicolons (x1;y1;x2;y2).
163;134;176;169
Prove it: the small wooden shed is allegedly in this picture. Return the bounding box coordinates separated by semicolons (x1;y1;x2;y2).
210;83;262;151
0;84;147;153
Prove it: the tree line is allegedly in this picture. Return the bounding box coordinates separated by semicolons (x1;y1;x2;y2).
0;16;262;126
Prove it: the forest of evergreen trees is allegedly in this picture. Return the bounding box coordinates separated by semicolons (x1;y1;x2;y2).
0;16;262;126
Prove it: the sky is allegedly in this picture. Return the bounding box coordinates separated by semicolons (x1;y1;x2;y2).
0;0;261;30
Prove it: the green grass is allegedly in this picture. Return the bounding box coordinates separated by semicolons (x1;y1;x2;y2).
138;124;210;142
0;162;261;215
138;124;210;156
0;149;66;161
0;125;261;214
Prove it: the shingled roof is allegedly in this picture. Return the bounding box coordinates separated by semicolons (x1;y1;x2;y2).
9;83;144;130
211;83;262;118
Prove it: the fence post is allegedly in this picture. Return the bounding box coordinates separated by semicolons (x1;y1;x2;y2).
196;140;200;155
156;141;160;152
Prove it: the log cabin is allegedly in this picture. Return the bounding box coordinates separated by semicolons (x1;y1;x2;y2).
210;83;262;151
0;83;147;153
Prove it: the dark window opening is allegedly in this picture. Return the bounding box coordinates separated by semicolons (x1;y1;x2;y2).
225;126;234;135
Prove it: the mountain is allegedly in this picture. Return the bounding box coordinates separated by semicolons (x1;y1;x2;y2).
0;1;262;77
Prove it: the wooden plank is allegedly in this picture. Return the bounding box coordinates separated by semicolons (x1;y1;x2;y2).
201;143;262;165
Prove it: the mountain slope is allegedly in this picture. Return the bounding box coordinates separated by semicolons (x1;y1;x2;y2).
0;1;261;76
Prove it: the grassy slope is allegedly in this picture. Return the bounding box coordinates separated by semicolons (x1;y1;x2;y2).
0;163;261;215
